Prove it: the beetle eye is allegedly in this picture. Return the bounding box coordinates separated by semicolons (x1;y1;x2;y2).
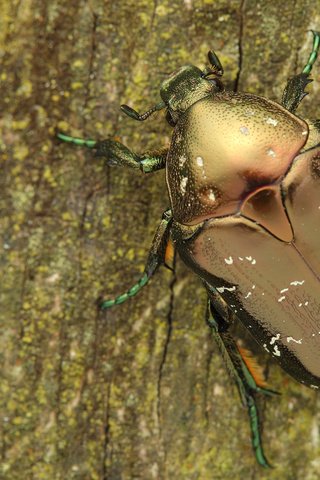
206;77;224;91
166;110;177;127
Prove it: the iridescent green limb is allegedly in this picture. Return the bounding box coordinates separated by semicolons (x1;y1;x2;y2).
95;140;167;172
302;30;320;75
57;131;167;173
100;209;173;310
282;31;320;113
206;301;272;468
57;132;97;148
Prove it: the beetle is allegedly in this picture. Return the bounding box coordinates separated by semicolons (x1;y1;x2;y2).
57;31;320;467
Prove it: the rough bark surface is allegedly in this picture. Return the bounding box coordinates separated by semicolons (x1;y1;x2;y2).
1;1;320;479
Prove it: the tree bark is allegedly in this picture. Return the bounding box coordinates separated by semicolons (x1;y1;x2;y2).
1;0;320;478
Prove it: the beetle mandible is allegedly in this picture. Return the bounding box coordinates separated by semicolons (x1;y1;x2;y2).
58;31;320;467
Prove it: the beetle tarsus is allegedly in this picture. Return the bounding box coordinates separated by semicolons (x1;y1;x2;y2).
99;210;173;310
57;132;96;148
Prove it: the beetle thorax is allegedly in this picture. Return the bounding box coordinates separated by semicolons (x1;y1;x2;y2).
166;91;309;232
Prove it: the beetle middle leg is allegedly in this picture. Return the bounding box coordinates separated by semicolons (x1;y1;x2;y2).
99;209;174;309
281;30;320;113
57;132;167;173
206;299;277;468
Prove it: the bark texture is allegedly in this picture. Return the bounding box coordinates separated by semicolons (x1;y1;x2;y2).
1;0;320;478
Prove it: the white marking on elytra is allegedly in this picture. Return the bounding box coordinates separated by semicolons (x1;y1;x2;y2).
238;257;243;261
266;117;278;126
267;148;276;157
290;280;305;286
251;259;256;265
270;333;280;345
298;303;303;307
302;130;308;136
263;343;270;353
244;292;252;299
280;288;288;293
240;126;249;135
224;256;233;265
196;156;204;167
278;296;286;302
252;285;256;289
312;333;315;337
245;256;252;261
179;155;187;167
311;385;319;389
287;337;302;344
180;176;188;194
273;345;281;357
216;286;236;293
305;301;309;306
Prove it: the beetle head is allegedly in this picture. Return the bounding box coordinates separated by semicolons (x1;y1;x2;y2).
121;50;224;126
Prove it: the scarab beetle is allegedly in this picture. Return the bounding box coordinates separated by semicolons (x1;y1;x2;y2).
58;31;320;467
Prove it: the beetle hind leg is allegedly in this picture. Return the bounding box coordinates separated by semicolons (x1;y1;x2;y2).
99;209;174;309
282;30;320;113
206;300;273;468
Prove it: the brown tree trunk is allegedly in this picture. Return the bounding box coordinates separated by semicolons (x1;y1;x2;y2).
1;0;320;478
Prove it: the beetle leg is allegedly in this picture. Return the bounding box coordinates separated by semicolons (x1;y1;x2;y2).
57;132;167;173
99;209;174;309
281;30;320;113
206;300;272;468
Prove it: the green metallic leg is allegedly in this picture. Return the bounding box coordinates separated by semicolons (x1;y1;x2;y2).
206;300;276;468
57;132;167;173
282;30;320;113
99;209;173;309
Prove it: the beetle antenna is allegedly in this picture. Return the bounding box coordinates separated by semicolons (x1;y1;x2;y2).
208;50;224;76
302;30;320;75
120;101;165;121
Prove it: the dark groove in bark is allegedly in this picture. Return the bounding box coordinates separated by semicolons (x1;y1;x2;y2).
234;0;245;92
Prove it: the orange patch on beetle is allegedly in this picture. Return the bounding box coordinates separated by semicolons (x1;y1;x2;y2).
237;346;268;389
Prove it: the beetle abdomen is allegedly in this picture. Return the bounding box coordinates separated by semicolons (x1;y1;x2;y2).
173;145;320;388
166;92;308;225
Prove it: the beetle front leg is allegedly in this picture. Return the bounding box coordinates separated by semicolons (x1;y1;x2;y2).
57;132;167;173
206;300;275;468
281;30;320;113
99;209;174;309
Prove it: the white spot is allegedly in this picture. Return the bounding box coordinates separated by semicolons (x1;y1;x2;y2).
208;189;216;201
240;126;249;135
238;257;243;261
263;343;270;353
252;285;256;289
267;148;276;157
312;333;315;337
251;259;256;265
244;292;252;299
270;334;280;345
290;280;305;286
216;286;236;293
302;130;308;136
179;155;187;167
311;384;319;389
261;292;265;296
245;256;252;261
273;345;281;357
196;156;204;167
278;296;286;302
180;176;188;195
305;301;309;306
298;303;303;307
280;288;288;293
224;256;233;265
287;336;302;344
245;109;255;116
266;117;278;126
